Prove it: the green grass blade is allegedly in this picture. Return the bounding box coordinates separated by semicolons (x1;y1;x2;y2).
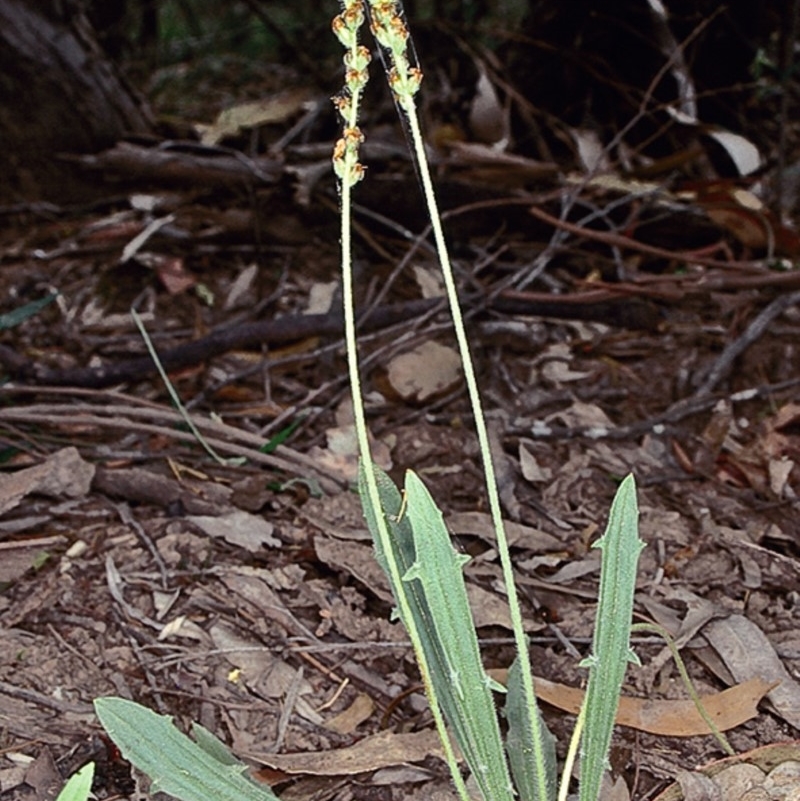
131;308;244;467
505;656;557;801
0;291;58;331
94;697;278;801
260;418;302;453
578;475;643;801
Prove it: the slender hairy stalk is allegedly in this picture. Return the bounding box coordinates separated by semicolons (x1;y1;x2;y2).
332;4;472;799
364;3;552;799
559;707;585;801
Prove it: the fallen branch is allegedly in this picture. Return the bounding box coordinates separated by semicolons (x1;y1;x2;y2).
63;140;282;190
0;294;659;389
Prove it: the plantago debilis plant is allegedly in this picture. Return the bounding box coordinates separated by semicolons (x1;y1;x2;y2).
87;6;649;801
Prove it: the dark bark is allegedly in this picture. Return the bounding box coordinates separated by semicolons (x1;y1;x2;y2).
0;0;154;201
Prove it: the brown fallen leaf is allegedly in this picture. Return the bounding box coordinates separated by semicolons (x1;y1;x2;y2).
488;669;775;736
701;614;800;730
246;676;774;780
325;694;375;735
244;728;444;776
385;340;462;401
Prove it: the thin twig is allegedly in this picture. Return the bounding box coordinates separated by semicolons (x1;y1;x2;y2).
693;290;800;396
0;680;93;715
529;206;767;270
0;406;345;492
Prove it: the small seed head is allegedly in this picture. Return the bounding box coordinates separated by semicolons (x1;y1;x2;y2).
345;68;369;94
332;16;358;49
333;137;347;162
344;44;371;72
343;126;365;152
389;64;423;99
332;92;352;121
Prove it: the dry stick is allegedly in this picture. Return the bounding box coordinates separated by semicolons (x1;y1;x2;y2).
529;206;767;270
0;408;344;493
0;680;93;715
517;377;800;443
0;291;658;390
0;301;440;387
693;289;800;397
114;501;169;590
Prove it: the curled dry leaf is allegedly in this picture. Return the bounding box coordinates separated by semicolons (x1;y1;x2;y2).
307;424;392;483
152;254;197;295
244;728;444;776
324;694;375;735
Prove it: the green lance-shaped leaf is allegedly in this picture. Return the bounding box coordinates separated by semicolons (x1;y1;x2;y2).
94;697;278;801
360;464;478;795
56;762;94;801
360;465;514;801
578;475;644;801
505;656;557;801
403;470;514;801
